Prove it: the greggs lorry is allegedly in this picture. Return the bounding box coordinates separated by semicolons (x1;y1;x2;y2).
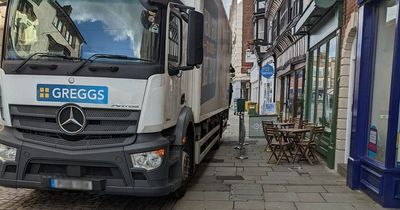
0;0;231;197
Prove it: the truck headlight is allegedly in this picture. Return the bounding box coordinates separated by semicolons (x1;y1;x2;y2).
131;149;165;171
0;144;16;162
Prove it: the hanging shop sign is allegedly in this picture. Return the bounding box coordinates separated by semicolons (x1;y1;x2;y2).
261;64;274;78
368;125;378;159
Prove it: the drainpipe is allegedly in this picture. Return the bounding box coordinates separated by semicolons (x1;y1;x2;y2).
257;59;262;114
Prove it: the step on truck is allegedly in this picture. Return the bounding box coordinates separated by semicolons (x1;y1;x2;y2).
0;0;232;197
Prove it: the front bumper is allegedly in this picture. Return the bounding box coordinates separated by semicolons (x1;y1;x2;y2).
0;127;181;196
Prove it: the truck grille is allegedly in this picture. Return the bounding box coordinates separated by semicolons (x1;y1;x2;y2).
10;105;139;147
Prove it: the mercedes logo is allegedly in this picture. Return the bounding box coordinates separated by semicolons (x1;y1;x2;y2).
68;77;75;84
57;105;86;135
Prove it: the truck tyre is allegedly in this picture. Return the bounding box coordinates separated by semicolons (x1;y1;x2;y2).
173;129;194;199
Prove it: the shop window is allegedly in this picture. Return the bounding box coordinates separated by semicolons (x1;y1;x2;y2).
368;0;398;163
325;37;337;127
316;44;326;125
308;38;338;128
296;70;304;119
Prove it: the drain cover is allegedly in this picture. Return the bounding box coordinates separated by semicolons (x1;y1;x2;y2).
216;176;244;181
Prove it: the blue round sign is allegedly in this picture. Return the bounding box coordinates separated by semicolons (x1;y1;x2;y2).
261;64;274;78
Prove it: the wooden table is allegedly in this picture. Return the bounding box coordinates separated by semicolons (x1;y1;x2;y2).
274;122;295;128
279;128;311;142
279;128;312;164
279;128;311;133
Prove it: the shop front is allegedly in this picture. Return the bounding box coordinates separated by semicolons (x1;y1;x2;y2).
259;57;275;115
296;1;342;169
276;36;307;122
348;0;400;207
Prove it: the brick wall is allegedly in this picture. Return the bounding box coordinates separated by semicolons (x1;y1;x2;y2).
341;0;358;44
241;0;254;74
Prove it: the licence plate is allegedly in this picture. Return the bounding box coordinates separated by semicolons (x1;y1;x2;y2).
50;178;93;191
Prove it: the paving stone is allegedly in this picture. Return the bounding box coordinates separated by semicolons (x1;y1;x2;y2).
323;185;353;193
208;162;235;167
267;172;300;177
204;201;233;209
286;185;326;193
216;167;238;172
230;194;264;201
295;202;355;210
189;184;231;192
224;180;256;184
352;203;394;210
238;170;268;176
235;162;259;167
264;202;296;210
231;184;262;192
204;192;230;201
241;176;262;181
0;111;392;210
262;185;287;192
173;201;205;210
234;200;265;209
297;193;325;202
182;191;204;201
264;192;300;202
261;175;312;182
256;180;289;185
321;193;373;203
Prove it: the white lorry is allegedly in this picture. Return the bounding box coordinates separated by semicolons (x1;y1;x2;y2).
0;0;231;197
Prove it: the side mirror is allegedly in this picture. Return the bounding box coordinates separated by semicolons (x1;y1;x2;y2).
187;10;204;66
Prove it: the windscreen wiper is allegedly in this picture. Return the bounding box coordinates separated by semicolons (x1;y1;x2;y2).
14;53;80;73
70;54;153;75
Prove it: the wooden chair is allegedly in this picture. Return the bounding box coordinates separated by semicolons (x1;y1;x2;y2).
307;126;324;163
292;126;324;164
267;127;293;165
262;121;275;151
293;117;304;129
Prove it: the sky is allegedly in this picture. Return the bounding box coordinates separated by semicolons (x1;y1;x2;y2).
222;0;232;16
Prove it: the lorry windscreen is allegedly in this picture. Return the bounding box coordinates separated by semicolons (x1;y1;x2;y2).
5;0;161;63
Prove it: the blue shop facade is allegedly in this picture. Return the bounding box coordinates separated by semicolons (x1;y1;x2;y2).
348;0;400;208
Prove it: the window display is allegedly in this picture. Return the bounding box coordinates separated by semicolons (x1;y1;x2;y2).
367;0;397;163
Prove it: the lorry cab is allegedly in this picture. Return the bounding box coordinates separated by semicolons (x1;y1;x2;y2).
0;0;231;196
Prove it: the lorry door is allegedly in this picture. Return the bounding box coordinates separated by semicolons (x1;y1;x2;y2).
164;5;184;129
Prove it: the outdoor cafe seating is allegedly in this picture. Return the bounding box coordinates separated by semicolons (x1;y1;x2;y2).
262;118;322;165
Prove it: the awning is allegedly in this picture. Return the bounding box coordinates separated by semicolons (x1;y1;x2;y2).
294;0;339;34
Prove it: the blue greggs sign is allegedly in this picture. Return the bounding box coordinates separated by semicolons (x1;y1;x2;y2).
37;84;109;104
261;64;274;78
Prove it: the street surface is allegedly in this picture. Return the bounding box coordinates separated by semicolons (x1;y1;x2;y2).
0;112;397;210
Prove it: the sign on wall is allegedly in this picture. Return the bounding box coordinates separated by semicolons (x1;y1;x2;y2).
260;64;274;78
368;126;378;159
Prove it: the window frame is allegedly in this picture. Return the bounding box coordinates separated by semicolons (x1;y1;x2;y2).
307;33;338;128
167;10;183;68
366;0;399;164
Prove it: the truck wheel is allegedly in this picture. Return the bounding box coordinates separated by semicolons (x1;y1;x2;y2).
173;134;193;199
